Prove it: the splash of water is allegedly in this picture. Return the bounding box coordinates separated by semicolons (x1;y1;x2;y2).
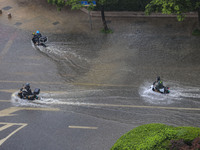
11;92;62;107
11;92;44;107
139;82;200;105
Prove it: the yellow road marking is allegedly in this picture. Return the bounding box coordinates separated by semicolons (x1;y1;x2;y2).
0;107;60;117
0;89;68;94
43;101;200;111
0;122;27;146
72;103;200;111
21;107;60;111
19;56;41;60
0;80;63;85
2;95;200;112
0;89;17;93
73;82;135;87
0;124;13;131
12;72;34;76
97;103;200;111
0;40;14;63
1;62;41;66
0;107;20;117
0;80;135;87
0;100;10;102
68;126;98;130
59;74;76;77
1;96;200;111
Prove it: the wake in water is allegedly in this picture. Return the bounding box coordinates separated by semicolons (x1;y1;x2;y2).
11;89;129;107
139;82;200;105
11;89;102;107
33;42;90;69
11;92;62;107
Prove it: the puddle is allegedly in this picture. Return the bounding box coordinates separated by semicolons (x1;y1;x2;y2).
2;6;12;11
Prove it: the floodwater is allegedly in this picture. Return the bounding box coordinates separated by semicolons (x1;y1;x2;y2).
11;17;200;126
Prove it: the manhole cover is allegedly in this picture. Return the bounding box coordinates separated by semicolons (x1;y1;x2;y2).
2;6;12;10
52;21;60;25
15;22;22;26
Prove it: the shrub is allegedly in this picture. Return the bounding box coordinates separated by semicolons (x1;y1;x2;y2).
111;123;200;150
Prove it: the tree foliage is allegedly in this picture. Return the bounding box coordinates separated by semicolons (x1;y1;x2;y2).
145;0;200;22
47;0;150;11
47;0;65;9
47;0;110;31
145;0;192;21
95;0;149;11
47;0;107;10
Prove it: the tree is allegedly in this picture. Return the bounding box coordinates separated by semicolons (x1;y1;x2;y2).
47;0;110;32
145;0;200;27
193;0;200;26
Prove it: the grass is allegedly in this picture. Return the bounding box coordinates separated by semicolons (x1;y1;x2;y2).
111;123;200;150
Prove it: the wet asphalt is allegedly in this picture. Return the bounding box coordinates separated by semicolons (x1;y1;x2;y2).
1;9;200;150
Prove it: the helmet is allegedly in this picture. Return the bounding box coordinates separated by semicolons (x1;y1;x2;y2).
32;32;35;35
25;83;30;90
157;76;160;81
36;31;40;34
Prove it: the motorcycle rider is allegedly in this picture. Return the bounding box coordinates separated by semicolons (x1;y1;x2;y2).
32;32;38;45
34;31;42;45
20;83;32;98
153;76;164;91
36;30;42;38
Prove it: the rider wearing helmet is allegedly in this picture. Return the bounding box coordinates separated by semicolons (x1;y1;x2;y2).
35;31;42;45
153;76;164;91
25;83;30;90
36;30;42;38
32;32;38;44
20;83;32;98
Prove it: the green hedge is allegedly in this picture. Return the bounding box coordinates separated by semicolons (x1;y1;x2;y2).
111;123;200;150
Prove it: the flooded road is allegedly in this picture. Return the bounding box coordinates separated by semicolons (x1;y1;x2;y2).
1;4;200;147
10;17;200;127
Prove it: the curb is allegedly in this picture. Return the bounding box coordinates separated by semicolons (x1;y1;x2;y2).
81;8;198;18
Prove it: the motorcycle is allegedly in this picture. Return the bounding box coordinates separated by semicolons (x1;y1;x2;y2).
151;85;170;94
18;88;40;100
32;35;48;47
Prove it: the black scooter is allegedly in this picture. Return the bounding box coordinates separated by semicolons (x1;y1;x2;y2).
32;35;48;47
151;85;170;94
18;88;40;100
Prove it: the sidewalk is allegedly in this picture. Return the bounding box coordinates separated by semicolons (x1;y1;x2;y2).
0;0;198;34
0;0;90;34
